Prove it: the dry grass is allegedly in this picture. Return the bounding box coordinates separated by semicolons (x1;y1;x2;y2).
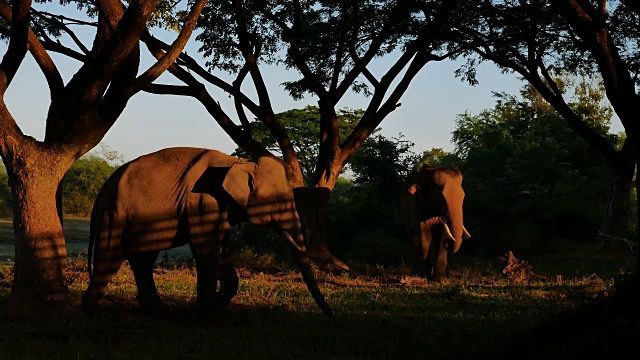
1;248;635;359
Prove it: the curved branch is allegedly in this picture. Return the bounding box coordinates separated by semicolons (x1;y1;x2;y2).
233;63;251;134
143;83;194;96
31;9;92;54
65;0;159;102
141;30;271;160
140;31;262;116
131;0;207;94
231;0;274;113
340;47;431;162
0;0;32;95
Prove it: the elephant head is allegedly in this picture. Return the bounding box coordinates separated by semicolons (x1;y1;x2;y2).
407;165;470;254
221;156;333;316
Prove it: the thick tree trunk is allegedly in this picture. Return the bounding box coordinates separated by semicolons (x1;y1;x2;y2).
599;162;634;250
293;187;349;272
635;168;640;276
0;149;82;323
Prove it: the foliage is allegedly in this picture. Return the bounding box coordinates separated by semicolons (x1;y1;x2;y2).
417;147;462;168
231;130;419;267
0;165;10;217
62;145;124;217
232;106;362;183
328;134;419;265
452;80;620;254
196;1;437;97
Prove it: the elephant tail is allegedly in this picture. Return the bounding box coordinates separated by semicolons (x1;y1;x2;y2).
87;207;97;280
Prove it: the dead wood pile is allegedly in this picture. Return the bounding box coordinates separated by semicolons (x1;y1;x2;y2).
499;251;547;283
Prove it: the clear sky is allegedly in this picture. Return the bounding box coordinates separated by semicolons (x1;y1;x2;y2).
0;6;623;163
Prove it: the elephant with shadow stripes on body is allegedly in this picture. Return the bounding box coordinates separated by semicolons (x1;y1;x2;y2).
81;147;333;317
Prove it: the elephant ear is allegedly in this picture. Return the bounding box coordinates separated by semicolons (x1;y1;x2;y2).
222;162;257;209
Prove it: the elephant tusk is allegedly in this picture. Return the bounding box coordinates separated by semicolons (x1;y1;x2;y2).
463;226;471;239
441;221;456;241
282;230;304;252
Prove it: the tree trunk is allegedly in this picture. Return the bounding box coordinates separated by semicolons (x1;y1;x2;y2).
635;167;640;276
293;187;349;272
599;162;634;250
0;148;82;323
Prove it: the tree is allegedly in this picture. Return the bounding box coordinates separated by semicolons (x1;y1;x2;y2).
417;147;460;168
452;81;617;253
329;134;419;266
232;105;361;184
137;0;465;271
0;0;206;321
449;0;639;274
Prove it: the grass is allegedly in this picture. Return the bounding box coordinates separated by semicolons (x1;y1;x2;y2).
0;219;637;359
0;248;636;360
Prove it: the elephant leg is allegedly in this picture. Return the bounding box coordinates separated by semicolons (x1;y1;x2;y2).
190;233;220;314
128;250;166;313
81;257;124;313
406;224;423;276
418;221;434;278
215;232;239;313
432;229;450;284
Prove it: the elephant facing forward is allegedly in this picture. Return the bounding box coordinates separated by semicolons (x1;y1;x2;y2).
81;147;333;317
401;164;471;283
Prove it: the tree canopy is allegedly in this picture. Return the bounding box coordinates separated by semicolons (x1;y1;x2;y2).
452;80;623;253
232;106;362;184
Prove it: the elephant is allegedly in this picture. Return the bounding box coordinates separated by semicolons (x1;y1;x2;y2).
400;164;471;283
81;147;333;317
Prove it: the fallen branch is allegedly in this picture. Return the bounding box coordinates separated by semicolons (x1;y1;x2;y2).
499;251;547;283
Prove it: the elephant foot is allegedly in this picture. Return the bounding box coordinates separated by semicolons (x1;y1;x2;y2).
139;299;169;315
431;276;449;285
214;293;234;313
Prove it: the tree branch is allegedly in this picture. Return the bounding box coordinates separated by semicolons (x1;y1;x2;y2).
329;5;348;93
143;83;194;96
233;63;251;134
335;1;407;102
31;9;92;54
0;0;31;96
340;47;431;162
620;0;640;17
551;0;639;135
131;0;207;95
141;29;271;160
232;0;299;166
65;0;159;104
0;0;64;99
140;31;262;116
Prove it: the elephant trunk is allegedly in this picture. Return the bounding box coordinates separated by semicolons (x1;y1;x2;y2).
283;230;334;317
446;199;465;254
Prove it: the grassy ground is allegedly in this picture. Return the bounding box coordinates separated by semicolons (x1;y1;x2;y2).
0;218;637;359
0;246;637;359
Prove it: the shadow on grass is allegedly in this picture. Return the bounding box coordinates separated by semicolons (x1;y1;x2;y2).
0;303;520;360
0;280;612;360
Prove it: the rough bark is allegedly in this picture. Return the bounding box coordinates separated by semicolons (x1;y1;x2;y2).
0;144;82;322
635;168;640;276
293;187;349;272
599;164;634;249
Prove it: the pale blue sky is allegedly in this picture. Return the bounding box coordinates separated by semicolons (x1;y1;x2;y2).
0;5;623;163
